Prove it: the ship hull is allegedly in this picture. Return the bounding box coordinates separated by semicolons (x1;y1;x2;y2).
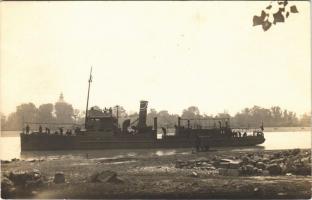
20;133;265;151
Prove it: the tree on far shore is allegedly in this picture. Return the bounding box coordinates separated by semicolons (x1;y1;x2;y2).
38;103;54;123
1;113;6;130
299;113;311;127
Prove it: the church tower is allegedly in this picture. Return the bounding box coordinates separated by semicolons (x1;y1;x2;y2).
58;92;64;102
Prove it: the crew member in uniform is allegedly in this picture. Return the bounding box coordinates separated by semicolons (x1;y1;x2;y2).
26;124;30;134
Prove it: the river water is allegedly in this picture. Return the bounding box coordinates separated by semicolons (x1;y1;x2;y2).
0;130;311;161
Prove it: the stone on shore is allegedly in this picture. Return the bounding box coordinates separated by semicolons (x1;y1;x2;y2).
218;168;228;176
90;170;124;184
53;172;65;184
8;171;33;186
25;178;43;189
228;161;241;169
1;160;11;164
11;158;20;162
227;169;240;176
174;149;310;177
256;162;266;170
2;169;44;198
266;164;282;175
292;148;300;155
1;177;16;198
262;170;270;176
191;171;199;177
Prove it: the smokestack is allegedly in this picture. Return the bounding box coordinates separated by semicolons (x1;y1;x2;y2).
154;117;157;131
138;100;148;129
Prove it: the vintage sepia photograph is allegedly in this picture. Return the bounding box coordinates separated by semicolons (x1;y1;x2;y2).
0;1;311;199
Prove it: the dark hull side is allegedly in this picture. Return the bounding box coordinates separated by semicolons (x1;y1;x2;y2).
20;134;265;151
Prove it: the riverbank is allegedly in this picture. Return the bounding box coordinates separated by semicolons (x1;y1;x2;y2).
263;127;310;132
1;148;311;199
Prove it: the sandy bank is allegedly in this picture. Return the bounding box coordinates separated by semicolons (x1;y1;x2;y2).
1;148;311;199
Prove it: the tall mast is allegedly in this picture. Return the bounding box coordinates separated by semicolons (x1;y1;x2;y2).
85;67;92;128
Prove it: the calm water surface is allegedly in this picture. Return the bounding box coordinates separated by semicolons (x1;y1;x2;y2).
0;130;311;160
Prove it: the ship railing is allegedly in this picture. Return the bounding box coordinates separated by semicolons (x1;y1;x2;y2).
178;117;231;129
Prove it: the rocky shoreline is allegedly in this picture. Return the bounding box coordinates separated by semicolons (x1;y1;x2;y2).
1;148;311;199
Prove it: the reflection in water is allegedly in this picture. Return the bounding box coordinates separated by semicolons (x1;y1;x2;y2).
127;152;137;157
231;146;265;152
0;131;311;160
19;148;188;161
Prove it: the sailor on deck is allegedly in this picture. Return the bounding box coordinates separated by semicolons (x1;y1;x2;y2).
59;127;63;135
161;127;167;137
26;124;30;134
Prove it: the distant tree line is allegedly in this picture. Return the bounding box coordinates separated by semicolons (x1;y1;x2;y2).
1;99;311;131
1;94;85;131
119;105;310;129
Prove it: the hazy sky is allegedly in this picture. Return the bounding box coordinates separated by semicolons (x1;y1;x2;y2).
0;1;310;116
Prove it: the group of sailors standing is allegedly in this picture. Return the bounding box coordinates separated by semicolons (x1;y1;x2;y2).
25;124;77;136
230;130;247;138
